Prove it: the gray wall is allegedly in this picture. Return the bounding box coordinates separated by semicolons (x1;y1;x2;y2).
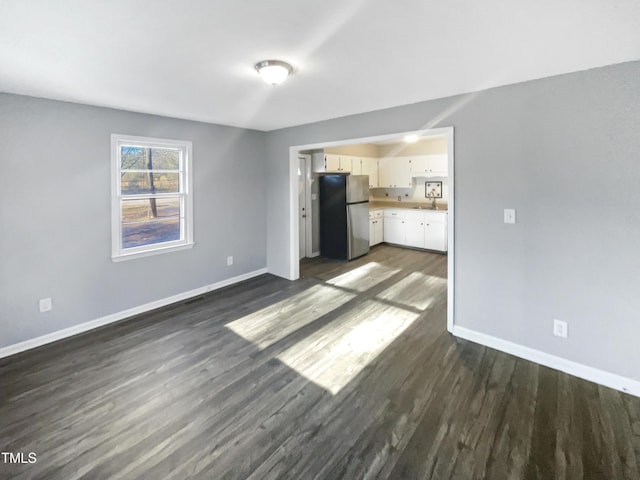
266;61;640;381
0;94;267;348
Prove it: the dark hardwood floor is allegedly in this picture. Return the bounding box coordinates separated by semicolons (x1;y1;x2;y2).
1;245;639;479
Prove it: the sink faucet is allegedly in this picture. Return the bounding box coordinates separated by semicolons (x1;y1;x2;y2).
427;188;438;209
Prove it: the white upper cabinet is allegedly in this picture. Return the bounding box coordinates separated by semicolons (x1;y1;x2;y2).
350;157;362;175
409;154;448;177
428;155;448;176
378;157;394;187
360;157;378;188
315;153;352;172
314;153;446;180
311;152;325;172
339;156;352;173
378;157;412;188
325;153;341;171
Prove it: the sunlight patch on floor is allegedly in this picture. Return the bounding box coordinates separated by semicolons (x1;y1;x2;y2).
376;272;447;311
225;284;355;350
326;262;400;292
276;299;419;394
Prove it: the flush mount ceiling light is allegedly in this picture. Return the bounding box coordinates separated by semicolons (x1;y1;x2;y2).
403;134;419;143
255;60;293;85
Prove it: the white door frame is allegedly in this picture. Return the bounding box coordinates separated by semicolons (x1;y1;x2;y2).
287;126;456;332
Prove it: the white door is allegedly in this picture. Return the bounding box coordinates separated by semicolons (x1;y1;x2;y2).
298;156;307;259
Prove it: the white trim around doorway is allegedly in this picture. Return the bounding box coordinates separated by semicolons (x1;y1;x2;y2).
288;126;456;332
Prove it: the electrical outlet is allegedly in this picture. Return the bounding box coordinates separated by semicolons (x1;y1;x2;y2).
39;298;52;313
553;319;568;338
504;208;516;224
227;256;233;266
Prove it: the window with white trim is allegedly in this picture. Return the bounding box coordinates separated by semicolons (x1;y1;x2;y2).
111;134;194;261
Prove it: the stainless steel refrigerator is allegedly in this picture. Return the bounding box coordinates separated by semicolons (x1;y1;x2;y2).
319;174;370;260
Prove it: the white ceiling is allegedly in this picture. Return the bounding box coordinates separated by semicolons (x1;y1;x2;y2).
1;0;639;131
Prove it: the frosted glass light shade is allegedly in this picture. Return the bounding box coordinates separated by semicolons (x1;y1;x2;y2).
255;60;292;85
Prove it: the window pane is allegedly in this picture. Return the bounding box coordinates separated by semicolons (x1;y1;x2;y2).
122;197;180;224
122;218;181;249
120;146;180;170
151;148;180;170
121;172;180;194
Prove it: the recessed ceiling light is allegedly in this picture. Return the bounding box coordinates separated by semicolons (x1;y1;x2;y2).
255;60;293;85
404;134;419;143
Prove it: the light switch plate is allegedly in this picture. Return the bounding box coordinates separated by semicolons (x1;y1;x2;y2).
504;208;516;224
553;319;568;338
39;298;52;313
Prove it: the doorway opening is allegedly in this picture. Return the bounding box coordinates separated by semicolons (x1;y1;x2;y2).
289;127;455;331
288;127;455;331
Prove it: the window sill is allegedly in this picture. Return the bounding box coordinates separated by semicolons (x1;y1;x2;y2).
112;242;194;262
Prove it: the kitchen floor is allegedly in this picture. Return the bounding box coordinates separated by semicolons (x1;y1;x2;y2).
1;245;638;479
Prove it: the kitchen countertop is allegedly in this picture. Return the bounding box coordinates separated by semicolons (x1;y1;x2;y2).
369;201;448;212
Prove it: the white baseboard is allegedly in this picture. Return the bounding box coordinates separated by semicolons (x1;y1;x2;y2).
0;268;268;360
451;325;640;398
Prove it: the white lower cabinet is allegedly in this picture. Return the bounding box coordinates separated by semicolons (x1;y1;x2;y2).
369;216;383;246
404;211;426;248
369;219;375;246
424;212;447;251
383;210;405;244
379;208;447;252
369;210;384;246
